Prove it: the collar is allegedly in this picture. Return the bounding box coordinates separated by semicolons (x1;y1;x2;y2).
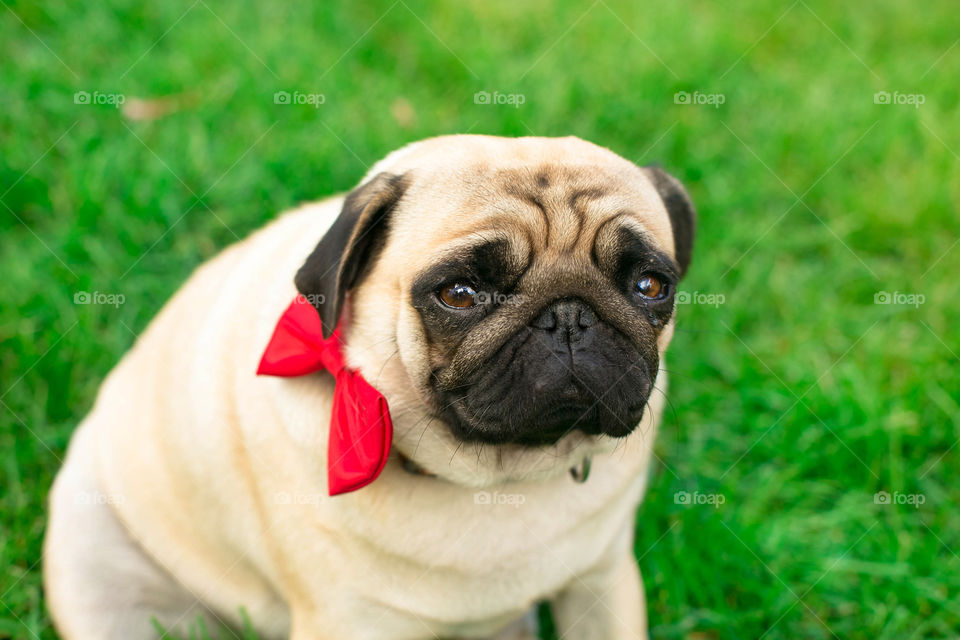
397;451;435;477
397;451;592;483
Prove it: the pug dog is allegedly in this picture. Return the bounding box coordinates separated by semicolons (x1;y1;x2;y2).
44;135;695;640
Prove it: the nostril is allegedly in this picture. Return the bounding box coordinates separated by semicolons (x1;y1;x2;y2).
531;308;558;331
578;307;597;328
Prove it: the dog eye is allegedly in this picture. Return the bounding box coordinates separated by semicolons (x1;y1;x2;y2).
635;274;666;299
438;282;478;308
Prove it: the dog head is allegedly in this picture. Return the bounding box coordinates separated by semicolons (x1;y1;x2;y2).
295;135;695;485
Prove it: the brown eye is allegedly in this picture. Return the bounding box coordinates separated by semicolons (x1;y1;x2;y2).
635;274;664;299
438;282;478;308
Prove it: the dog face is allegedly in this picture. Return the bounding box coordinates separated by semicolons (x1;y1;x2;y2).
294;136;695;481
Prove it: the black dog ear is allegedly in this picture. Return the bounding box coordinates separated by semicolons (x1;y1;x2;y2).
294;172;408;338
642;165;697;277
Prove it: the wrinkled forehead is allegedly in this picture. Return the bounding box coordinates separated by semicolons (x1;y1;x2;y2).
388;161;675;272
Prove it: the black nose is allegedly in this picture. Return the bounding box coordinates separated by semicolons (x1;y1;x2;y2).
530;299;598;347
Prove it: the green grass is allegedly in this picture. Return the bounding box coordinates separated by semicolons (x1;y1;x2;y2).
2;1;959;638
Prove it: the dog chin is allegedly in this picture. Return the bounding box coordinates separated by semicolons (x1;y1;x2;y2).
391;414;627;488
444;398;648;447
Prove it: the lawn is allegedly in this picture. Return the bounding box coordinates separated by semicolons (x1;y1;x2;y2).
1;1;958;638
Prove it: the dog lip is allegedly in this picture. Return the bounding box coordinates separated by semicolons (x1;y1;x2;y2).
445;396;601;446
539;401;592;422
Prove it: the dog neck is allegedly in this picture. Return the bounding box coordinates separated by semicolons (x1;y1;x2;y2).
396;450;593;484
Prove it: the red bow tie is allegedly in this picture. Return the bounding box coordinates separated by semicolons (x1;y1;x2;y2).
256;296;392;496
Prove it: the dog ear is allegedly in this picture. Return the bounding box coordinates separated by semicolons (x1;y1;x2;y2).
295;172;408;338
642;165;696;277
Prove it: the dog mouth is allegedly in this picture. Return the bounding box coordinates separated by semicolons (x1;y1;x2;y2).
442;392;649;447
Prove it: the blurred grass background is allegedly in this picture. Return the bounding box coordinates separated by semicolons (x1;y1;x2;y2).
1;1;959;638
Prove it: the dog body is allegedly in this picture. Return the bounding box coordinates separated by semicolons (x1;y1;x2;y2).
44;135;694;639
